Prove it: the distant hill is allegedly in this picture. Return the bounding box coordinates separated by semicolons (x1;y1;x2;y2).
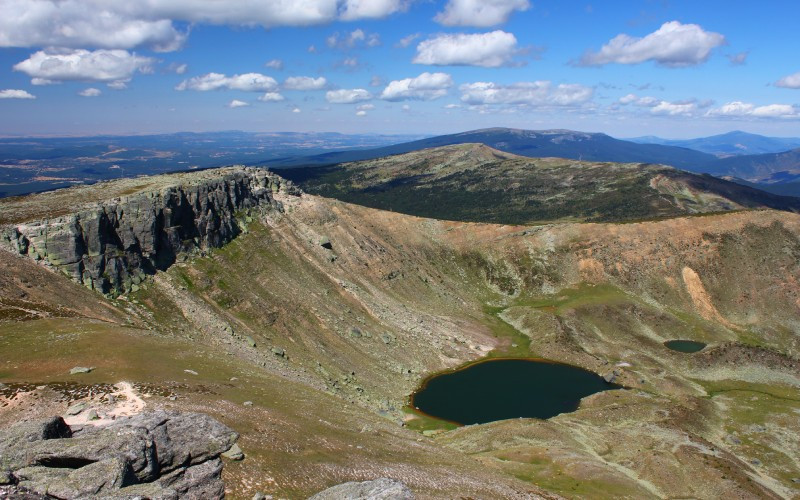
726;177;800;198
706;148;800;179
280;143;800;224
269;127;717;171
716;148;800;197
628;131;800;156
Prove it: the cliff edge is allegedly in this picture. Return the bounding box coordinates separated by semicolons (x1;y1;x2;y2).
0;166;299;295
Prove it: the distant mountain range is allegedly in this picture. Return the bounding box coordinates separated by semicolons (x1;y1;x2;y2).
3;127;800;200
627;131;800;156
271;127;800;197
267;127;716;171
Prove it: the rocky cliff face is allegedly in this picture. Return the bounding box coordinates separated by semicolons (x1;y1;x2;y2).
1;167;298;295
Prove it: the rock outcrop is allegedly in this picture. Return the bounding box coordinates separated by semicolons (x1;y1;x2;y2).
0;410;238;499
1;167;299;295
308;478;414;500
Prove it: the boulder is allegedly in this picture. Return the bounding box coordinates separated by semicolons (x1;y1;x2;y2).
308;478;414;500
69;367;92;375
0;411;237;500
221;443;244;461
65;402;87;416
603;369;621;384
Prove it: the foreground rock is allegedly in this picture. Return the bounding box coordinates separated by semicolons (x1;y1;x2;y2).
0;410;238;499
308;478;414;500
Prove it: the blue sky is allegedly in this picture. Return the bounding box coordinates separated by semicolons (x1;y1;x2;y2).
1;0;799;138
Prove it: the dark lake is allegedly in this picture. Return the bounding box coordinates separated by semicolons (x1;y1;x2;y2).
411;358;621;425
664;340;707;353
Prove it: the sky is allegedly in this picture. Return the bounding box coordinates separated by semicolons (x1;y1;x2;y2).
1;0;799;138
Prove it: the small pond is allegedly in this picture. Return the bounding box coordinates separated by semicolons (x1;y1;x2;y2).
664;340;707;353
410;358;621;425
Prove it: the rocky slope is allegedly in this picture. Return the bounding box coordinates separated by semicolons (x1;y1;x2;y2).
281;143;800;224
1;165;799;498
0;166;298;295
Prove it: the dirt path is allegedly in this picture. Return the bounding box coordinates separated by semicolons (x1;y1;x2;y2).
63;381;146;427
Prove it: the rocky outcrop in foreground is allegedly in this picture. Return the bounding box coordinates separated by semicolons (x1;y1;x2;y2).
1;167;299;295
308;478;414;499
0;410;238;499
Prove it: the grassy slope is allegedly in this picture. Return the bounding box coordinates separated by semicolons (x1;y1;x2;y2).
1;186;799;498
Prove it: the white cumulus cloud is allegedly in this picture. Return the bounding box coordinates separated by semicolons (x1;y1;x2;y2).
327;28;380;49
619;94;707;116
339;0;408;20
707;101;799;118
166;62;188;74
326;88;371;103
579;21;725;67
176;72;278;92
618;94;661;107
258;92;285;102
651;101;696;116
78;87;101;97
460;81;594;107
396;33;420;48
13;49;154;85
380;72;453;101
283;76;327;90
339;57;359;68
413;31;519;67
265;59;284;70
0;89;35;99
776;71;800;89
227;99;249;108
434;0;529;27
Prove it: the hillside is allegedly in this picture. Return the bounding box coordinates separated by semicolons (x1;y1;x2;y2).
268;127;717;170
1;167;799;498
280;143;800;224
